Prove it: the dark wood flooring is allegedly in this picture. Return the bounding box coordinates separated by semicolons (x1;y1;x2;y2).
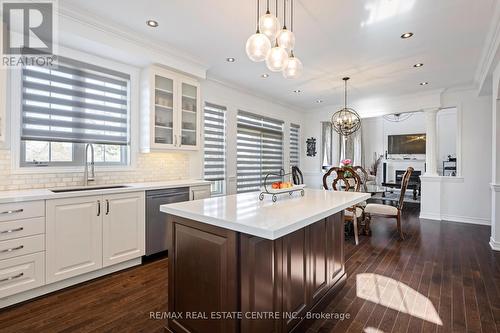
0;205;499;333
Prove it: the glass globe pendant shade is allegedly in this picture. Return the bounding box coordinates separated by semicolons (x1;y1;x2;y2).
266;46;289;72
282;54;303;79
245;32;272;62
277;28;295;50
259;12;280;40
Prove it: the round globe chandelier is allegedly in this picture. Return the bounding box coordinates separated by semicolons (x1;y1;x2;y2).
331;78;361;136
246;0;303;79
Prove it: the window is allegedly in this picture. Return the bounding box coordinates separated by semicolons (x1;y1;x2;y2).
203;102;227;195
290;123;300;167
237;111;284;193
321;121;341;170
20;56;130;167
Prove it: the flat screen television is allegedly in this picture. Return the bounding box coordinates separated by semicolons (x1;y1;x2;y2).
388;134;426;154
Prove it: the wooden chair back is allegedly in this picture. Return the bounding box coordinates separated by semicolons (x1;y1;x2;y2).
398;167;414;211
291;166;304;185
322;167;361;192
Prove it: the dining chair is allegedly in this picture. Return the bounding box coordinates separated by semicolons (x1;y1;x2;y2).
322;166;363;245
291;166;304;185
364;167;414;240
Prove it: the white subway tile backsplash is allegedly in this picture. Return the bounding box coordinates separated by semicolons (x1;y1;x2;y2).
0;150;190;191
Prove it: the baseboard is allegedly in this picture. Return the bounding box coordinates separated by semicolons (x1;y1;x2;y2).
419;212;491;226
0;257;142;309
419;212;442;221
441;214;491;226
490;237;500;251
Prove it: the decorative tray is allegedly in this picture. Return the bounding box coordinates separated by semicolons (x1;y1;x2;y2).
259;169;306;202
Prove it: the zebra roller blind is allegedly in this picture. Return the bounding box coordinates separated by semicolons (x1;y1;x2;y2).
203;102;226;182
237;111;284;193
21;57;130;145
290;123;300;167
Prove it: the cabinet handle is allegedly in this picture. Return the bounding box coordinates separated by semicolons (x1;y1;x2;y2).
0;227;24;234
106;200;110;215
0;208;23;215
0;272;24;283
97;200;101;216
0;245;24;253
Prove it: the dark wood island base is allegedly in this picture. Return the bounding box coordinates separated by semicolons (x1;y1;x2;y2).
166;211;346;333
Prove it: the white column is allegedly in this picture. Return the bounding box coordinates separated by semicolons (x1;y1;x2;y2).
490;74;500;251
420;108;442;221
424;109;439;176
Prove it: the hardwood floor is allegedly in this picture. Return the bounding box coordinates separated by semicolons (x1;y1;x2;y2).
0;205;499;333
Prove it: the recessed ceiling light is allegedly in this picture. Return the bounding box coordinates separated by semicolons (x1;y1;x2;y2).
316;100;323;103
414;63;424;68
293;89;301;93
226;57;236;63
261;73;269;78
146;20;159;28
420;82;429;86
401;32;414;39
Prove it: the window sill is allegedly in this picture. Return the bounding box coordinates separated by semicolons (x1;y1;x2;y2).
10;165;137;175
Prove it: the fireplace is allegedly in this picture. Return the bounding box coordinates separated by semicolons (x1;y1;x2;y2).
395;169;421;184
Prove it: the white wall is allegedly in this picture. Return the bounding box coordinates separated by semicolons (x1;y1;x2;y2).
438;89;492;224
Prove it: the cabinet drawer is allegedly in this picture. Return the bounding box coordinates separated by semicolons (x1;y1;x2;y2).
0;235;45;261
0;252;45;299
0;217;45;241
0;201;45;222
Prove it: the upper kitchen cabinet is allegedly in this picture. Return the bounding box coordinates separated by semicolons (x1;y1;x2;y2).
140;66;201;152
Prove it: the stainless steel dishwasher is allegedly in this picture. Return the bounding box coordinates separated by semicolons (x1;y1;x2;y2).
146;187;190;256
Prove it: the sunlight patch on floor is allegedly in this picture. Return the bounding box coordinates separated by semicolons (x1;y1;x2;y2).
364;327;385;333
356;273;442;326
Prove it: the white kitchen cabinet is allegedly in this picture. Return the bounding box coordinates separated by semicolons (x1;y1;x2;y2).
190;185;211;201
46;192;146;283
102;192;145;267
140;66;201;152
46;196;103;283
0;252;45;299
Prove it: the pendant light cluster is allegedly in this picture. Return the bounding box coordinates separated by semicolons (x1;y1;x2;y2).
246;0;303;79
331;78;361;136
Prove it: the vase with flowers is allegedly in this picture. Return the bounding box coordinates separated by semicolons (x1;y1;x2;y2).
341;159;353;178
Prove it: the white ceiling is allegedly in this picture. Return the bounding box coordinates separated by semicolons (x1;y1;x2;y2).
64;0;497;110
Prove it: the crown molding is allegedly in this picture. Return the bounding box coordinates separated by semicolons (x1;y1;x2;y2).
205;75;305;114
58;3;209;79
475;1;500;96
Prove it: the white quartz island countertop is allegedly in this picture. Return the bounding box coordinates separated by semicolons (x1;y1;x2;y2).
160;189;370;240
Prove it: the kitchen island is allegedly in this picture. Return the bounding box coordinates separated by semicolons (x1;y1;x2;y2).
160;189;370;333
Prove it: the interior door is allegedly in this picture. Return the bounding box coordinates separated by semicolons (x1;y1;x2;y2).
102;192;145;267
46;195;102;283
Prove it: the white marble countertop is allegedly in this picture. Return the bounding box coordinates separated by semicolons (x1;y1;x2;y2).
0;179;211;204
160;189;370;240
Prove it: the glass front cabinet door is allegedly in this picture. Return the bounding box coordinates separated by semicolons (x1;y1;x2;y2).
140;66;201;152
179;80;200;148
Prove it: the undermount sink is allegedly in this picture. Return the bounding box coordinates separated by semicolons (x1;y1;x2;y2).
50;185;130;193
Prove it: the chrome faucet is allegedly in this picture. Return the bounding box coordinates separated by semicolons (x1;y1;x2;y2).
83;143;95;186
